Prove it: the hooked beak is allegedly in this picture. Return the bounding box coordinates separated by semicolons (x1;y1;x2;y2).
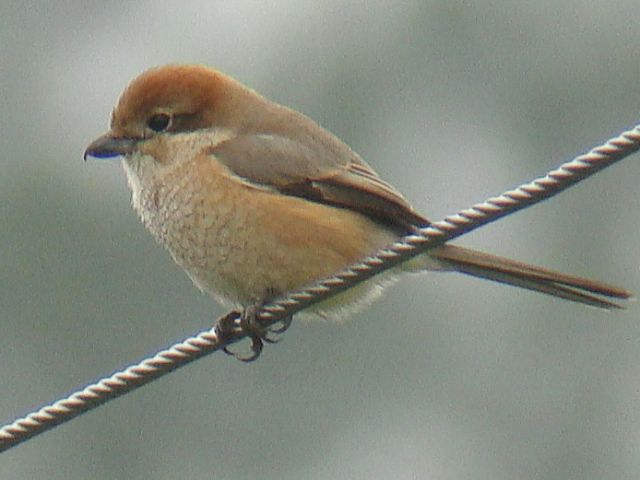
84;133;139;161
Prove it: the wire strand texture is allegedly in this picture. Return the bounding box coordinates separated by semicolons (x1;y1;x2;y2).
1;125;639;453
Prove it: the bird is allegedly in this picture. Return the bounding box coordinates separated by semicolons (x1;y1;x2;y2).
84;64;631;349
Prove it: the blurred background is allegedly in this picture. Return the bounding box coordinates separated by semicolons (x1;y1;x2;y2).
2;1;640;479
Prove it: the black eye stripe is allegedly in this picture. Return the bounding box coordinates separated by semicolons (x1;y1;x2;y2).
147;113;171;132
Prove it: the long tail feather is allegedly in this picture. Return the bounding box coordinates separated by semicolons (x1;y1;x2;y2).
429;245;632;309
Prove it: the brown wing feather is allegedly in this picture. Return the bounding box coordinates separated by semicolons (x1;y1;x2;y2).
211;133;428;229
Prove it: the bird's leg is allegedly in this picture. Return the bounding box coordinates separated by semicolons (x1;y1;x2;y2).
219;290;293;362
217;308;263;362
215;310;254;359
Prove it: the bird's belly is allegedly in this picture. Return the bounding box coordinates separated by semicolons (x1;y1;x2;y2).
128;156;412;317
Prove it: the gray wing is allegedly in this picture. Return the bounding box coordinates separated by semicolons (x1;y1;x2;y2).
211;133;429;230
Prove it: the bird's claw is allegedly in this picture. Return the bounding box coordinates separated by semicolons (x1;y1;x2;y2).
261;315;293;344
217;306;293;362
223;335;263;363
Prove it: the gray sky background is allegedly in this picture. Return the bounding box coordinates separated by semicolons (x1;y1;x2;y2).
2;1;640;479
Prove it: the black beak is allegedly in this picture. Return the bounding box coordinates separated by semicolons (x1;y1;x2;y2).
84;133;139;161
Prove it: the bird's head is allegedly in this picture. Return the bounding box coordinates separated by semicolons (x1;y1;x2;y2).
84;64;262;162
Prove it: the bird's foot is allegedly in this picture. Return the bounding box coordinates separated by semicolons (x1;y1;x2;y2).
217;301;293;363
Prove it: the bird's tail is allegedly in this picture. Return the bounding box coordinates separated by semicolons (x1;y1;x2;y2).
427;244;632;309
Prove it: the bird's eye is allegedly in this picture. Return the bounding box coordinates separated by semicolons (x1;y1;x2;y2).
147;113;171;132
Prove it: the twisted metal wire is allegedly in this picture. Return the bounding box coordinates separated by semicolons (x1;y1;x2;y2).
1;124;639;453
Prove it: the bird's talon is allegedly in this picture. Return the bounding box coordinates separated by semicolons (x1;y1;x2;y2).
222;334;264;362
244;336;264;362
260;316;293;344
216;302;292;361
218;305;269;361
269;316;293;335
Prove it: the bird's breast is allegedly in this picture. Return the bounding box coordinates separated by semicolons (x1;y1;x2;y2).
123;151;402;311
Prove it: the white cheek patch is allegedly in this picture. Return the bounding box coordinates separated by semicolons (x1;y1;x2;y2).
122;153;158;211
